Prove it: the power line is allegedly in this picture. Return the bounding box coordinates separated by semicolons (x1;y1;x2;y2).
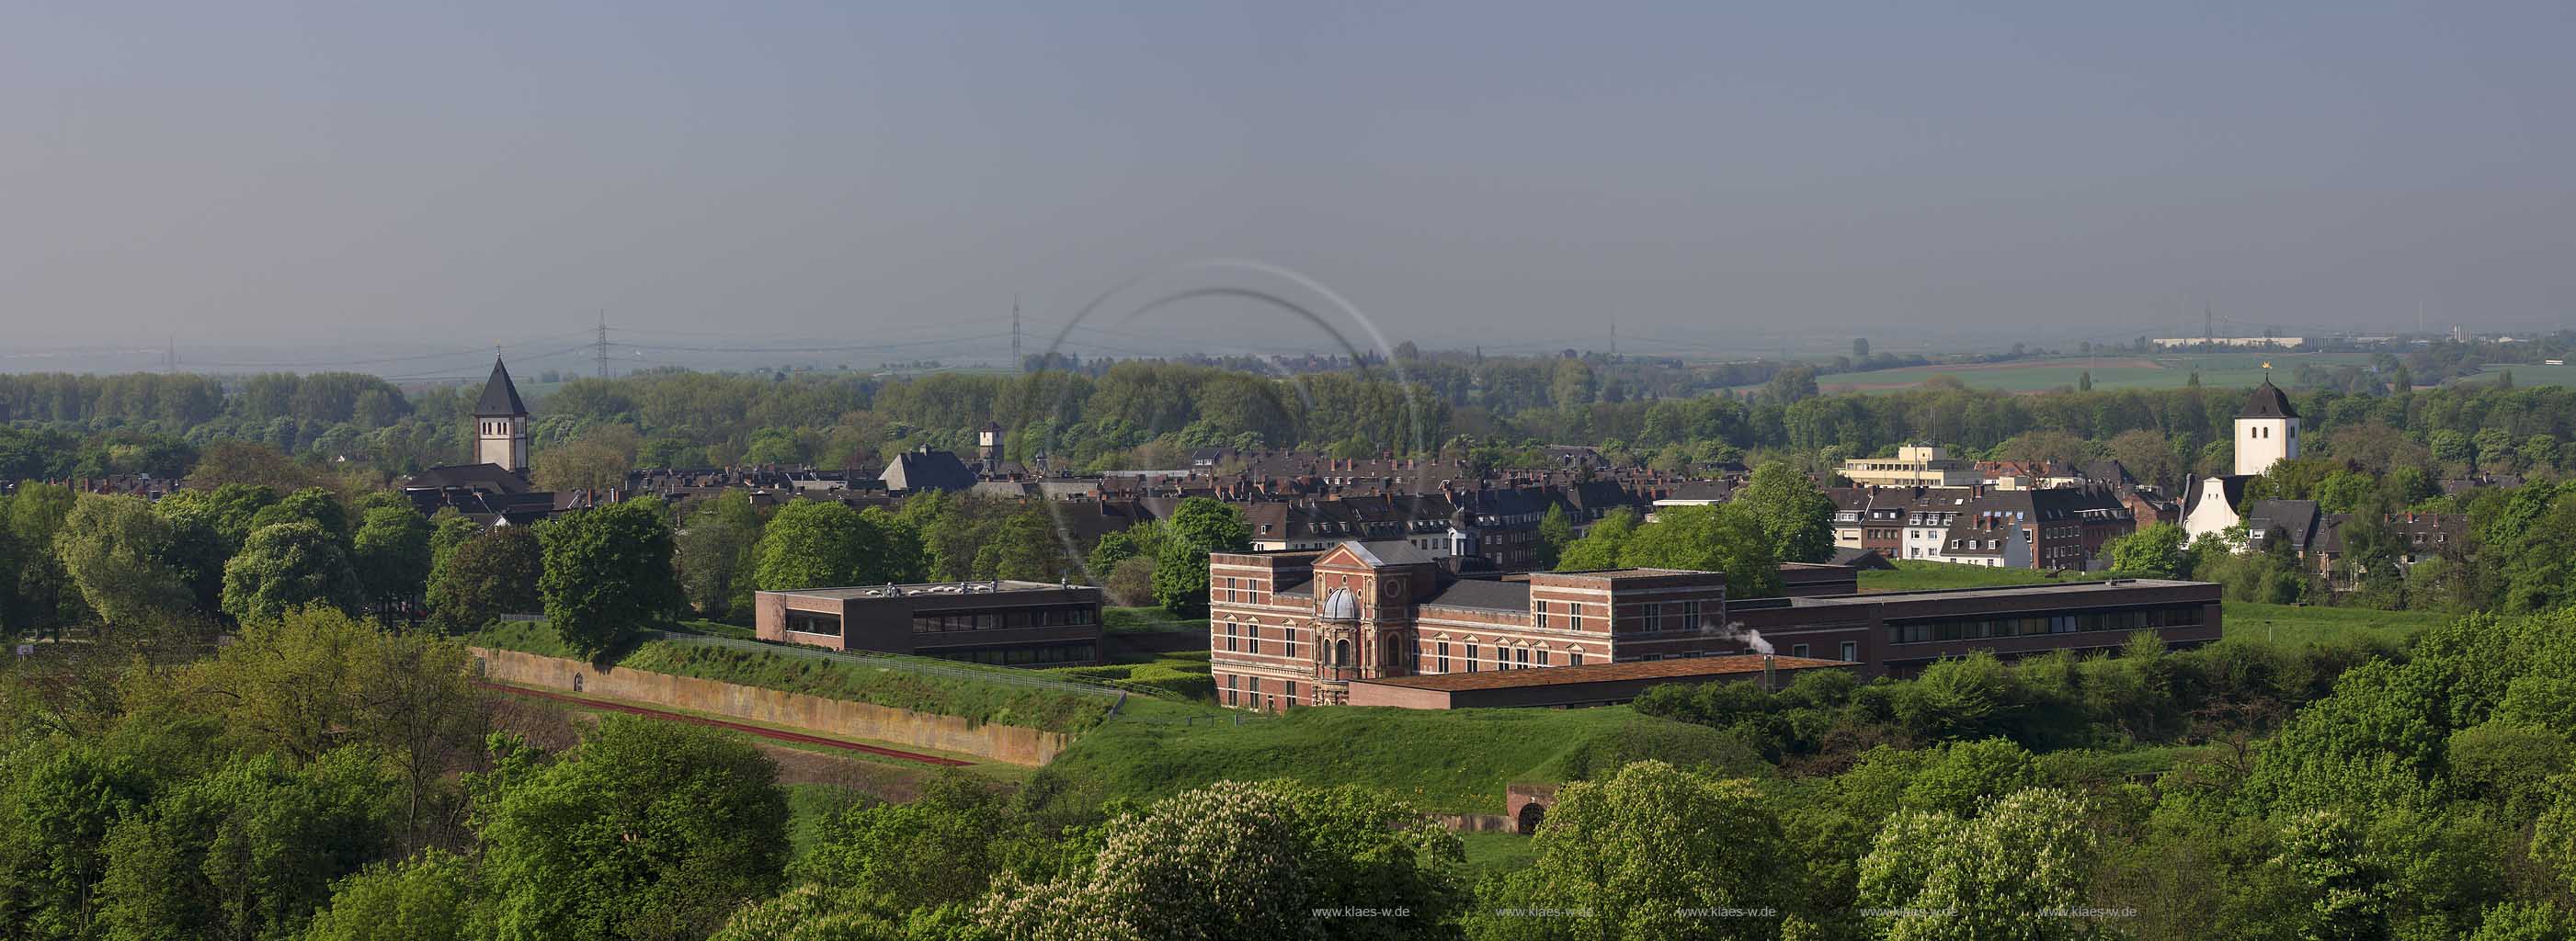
596;312;610;380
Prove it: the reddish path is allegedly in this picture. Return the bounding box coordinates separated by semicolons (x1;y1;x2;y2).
479;681;973;767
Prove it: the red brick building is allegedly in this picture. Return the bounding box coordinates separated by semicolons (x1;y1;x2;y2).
1209;540;2221;709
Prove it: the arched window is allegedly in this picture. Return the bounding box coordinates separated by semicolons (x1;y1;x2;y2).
1334;639;1350;666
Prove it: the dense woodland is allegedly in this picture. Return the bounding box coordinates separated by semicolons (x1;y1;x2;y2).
10;350;2576;938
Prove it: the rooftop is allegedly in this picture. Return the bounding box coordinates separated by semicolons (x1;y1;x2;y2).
1797;578;2211;606
766;579;1093;601
1351;654;1856;692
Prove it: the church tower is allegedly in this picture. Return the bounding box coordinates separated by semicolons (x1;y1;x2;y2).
474;357;530;474
2233;377;2299;477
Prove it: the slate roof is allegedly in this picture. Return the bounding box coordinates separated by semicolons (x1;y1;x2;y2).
1345;539;1435;566
474;357;529;416
1424;578;1532;613
2240;379;2298;420
879;448;978;493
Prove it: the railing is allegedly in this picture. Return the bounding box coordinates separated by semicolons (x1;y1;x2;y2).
642;630;1130;703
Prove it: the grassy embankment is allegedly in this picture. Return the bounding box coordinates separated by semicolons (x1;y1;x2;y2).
467;620;1118;734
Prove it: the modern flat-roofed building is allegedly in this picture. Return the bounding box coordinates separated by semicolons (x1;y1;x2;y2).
1208;541;2221;709
756;580;1104;667
1839;445;1983;488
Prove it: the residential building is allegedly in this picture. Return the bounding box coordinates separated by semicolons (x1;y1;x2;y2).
1839;444;1983;488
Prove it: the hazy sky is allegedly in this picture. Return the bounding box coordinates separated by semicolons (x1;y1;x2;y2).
6;2;2572;368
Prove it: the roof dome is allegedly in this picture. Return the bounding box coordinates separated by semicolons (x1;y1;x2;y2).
2240;379;2298;420
1320;587;1360;621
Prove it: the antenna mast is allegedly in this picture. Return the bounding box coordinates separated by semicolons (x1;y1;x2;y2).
595;312;610;379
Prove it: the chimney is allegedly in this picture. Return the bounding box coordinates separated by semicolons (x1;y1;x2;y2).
1762;654;1777;691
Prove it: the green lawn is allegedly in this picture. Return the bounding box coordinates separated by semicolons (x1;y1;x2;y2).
2223;602;2449;646
2449;362;2576;389
1103;606;1208;635
1042;705;1693;815
1860;561;2066;593
1039;650;1215;701
1798;352;2384;395
468;621;1119;733
1460;832;1540;879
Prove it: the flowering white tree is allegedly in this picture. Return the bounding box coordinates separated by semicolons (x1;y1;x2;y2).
1857;788;2095;941
975;779;1465;941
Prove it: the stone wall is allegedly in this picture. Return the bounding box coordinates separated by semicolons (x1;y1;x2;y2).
471;647;1074;765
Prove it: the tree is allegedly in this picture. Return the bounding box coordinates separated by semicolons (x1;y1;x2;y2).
976;779;1465;941
530;438;631;495
1761;365;1820;406
425;525;541;635
2078;370;2092;391
478;716;789;941
754;501;872;592
1857;788;2093;941
706;884;912;941
8;482;83;633
1735;462;1835;563
794;773;1021;913
1557;507;1638;571
537;499;683;657
1534;504;1576;570
423;508;482;594
351;505;433;627
1481;760;1787;941
154;484;280;613
1853;338;1871;359
2105;523;2189;577
222;521;363;623
2273;809;2391;940
53;493;192;629
0;741;152;940
1618;505;1784;597
678;492;763;620
298;849;480;941
95;748;397;941
248;486;353;545
1149;498;1251;618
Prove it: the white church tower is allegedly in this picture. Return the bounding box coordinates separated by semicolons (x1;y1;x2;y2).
2233;376;2299;477
473;357;530;474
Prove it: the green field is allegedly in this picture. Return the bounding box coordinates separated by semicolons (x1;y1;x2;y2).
1799;352;2381;395
1102;606;1208;634
1044;706;1699;815
1860;561;2066;593
2223;602;2449;646
2449;362;2576;389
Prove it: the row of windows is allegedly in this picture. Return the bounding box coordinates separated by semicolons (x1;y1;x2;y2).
1225;674;1301;710
1425;641;1578;674
784;611;842;638
923;641;1097;666
1219;621;1302;658
1612;600;1708;634
911;606;1097;633
1887;604;2203;645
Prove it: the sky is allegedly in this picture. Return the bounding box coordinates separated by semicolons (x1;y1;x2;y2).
3;2;2572;372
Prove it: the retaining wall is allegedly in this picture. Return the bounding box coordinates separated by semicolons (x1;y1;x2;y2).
471;647;1074;765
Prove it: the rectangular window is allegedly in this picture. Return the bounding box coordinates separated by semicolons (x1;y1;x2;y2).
1465;644;1478;673
1225;674;1237;707
1514;647;1529;667
1225;622;1237;653
1286;681;1299;705
1537;649;1550;667
1437;642;1450;673
1791;643;1809;658
1841;641;1858;662
1535;601;1550;629
1570;652;1583;666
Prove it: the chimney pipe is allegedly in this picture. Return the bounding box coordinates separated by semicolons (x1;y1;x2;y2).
1763;653;1777;691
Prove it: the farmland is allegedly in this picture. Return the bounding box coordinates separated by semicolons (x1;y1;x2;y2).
1801;351;2382;394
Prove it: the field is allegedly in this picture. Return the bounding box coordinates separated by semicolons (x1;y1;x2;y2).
1102;606;1208;634
2450;362;2576;389
1861;561;2065;593
1043;705;1725;815
2222;602;2449;646
467;621;1120;732
1796;351;2382;395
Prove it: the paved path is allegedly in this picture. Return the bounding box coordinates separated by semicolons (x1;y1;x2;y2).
478;681;973;767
